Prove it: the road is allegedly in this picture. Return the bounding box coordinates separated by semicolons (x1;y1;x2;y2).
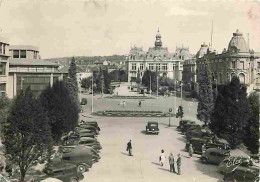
79;84;224;182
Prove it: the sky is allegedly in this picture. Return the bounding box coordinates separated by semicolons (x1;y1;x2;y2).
0;0;259;59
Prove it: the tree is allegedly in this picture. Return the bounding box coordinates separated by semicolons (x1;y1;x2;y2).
197;65;214;126
209;77;251;148
2;88;52;181
243;92;259;154
81;77;92;91
39;81;78;142
67;57;80;111
136;69;141;84
0;94;11;137
176;105;184;120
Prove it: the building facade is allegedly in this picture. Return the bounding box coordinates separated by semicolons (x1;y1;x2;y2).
0;37;10;96
7;45;66;98
196;30;260;92
127;30;193;82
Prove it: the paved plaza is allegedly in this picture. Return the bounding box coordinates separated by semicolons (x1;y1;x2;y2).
79;84;226;182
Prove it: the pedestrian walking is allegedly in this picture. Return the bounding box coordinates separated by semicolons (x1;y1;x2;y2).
159;149;166;166
138;100;141;107
126;140;132;156
123;101;126;107
189;144;194;157
177;154;181;175
168;152;176;173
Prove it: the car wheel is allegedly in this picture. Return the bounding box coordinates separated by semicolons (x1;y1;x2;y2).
201;157;208;164
77;164;86;173
70;177;79;182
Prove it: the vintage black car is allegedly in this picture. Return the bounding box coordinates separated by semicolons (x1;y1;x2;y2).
220;156;260;182
41;162;84;182
181;123;200;134
146;121;159;134
80;98;87;105
201;148;230;165
186;129;215;141
185;137;230;154
177;120;196;131
79;124;99;135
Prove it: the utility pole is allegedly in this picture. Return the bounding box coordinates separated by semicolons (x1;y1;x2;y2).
211;20;214;48
91;73;94;113
180;81;183;106
150;75;151;96
156;74;158;98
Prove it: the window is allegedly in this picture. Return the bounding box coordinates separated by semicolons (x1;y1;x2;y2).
132;63;136;70
13;50;19;58
0;62;6;75
240;61;244;69
156;63;160;71
231;61;236;69
20;50;26;58
173;65;175;70
162;63;167;71
210;152;217;156
140;63;144;70
0;43;2;54
34;51;37;59
257;62;260;69
149;63;154;70
0;83;6;92
239;73;245;84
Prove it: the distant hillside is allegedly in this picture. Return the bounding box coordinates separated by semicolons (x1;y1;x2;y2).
45;55;127;66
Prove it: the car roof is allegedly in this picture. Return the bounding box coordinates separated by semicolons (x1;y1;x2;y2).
148;121;158;124
79;137;96;141
190;137;208;141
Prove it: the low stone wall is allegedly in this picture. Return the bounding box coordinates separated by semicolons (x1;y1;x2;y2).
104;96;154;99
94;110;175;117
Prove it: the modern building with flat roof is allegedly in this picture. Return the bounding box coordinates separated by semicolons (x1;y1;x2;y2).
6;45;67;98
0;36;10;96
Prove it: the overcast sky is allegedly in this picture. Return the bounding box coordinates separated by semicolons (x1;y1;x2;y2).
0;0;259;59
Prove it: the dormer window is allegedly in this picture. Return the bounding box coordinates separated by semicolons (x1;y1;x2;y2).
13;50;27;58
20;50;26;58
13;50;19;58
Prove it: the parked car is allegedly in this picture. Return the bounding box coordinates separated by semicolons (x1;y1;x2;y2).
201;148;230;165
218;156;260;178
77;129;93;135
40;162;84;182
145;122;159;134
52;145;93;173
223;169;259;182
79;125;99;135
177;120;195;131
79;133;95;139
185;137;230;154
82;121;100;131
80;98;87;105
181;123;200;134
186;129;215;141
78;137;102;151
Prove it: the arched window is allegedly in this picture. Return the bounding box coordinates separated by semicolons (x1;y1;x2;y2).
239;73;245;84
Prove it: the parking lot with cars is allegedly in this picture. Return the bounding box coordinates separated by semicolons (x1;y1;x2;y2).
75;84;259;182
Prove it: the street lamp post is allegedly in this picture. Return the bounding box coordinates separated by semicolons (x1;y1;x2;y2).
150;75;151;97
180;81;183;106
156;75;158;98
91;74;94;113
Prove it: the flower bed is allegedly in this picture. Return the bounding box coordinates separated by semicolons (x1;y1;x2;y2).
95;110;171;117
104;95;154;99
